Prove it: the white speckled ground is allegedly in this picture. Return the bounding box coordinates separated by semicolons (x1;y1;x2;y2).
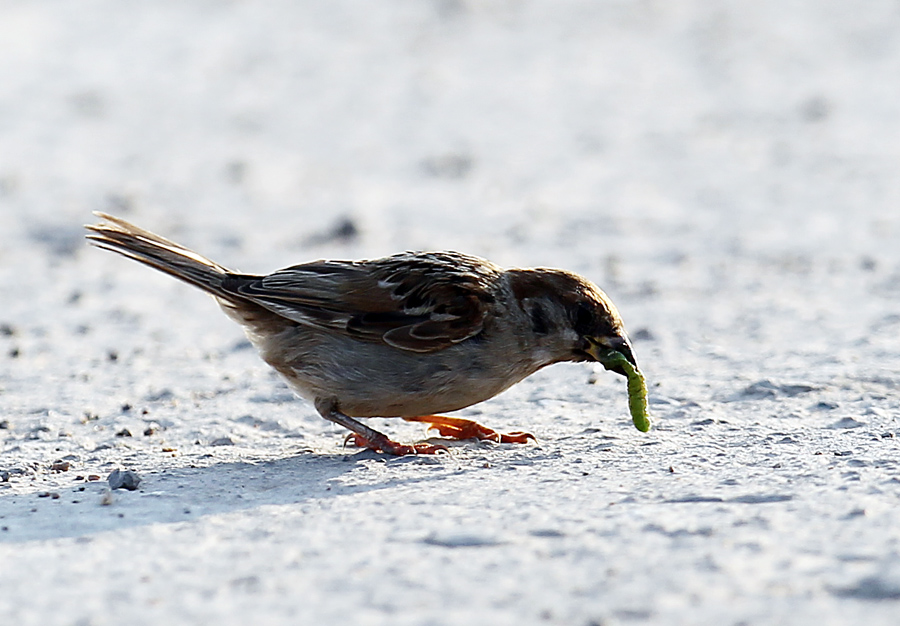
2;2;900;625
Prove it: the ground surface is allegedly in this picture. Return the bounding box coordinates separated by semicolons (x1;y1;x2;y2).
2;1;900;625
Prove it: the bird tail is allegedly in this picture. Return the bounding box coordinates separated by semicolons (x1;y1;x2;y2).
85;212;234;298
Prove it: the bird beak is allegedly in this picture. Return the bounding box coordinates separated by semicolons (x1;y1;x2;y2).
586;335;637;377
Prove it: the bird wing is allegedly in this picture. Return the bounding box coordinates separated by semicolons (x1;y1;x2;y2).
220;252;502;353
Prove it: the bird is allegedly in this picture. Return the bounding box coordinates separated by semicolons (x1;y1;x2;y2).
86;213;640;455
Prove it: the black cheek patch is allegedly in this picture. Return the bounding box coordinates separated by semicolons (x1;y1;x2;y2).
529;302;550;335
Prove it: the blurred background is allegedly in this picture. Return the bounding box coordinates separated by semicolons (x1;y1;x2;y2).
3;0;899;258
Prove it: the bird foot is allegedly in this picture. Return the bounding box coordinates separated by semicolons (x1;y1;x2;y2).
344;433;449;456
404;415;536;444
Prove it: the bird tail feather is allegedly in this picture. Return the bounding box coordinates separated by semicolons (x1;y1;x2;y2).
85;212;233;298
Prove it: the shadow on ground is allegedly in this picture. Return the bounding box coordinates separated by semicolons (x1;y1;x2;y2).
0;449;458;543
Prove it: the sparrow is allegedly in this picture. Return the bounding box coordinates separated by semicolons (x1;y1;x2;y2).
86;213;640;455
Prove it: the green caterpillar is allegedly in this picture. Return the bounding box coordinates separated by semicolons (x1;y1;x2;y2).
597;349;652;432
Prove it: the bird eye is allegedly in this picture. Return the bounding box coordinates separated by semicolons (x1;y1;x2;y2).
573;301;594;335
529;302;550;335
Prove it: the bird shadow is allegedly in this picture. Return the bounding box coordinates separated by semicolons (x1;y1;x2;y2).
0;448;463;544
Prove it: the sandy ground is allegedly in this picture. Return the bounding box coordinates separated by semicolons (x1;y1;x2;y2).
2;1;900;624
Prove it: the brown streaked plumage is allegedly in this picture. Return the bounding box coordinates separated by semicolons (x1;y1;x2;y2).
86;213;639;455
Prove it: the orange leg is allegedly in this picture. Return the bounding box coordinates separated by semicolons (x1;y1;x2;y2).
344;433;448;456
402;415;535;444
316;398;447;456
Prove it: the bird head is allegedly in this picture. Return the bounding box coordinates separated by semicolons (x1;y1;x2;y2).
507;268;637;375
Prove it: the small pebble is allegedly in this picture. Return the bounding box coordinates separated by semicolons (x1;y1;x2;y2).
50;461;71;472
115;428;133;438
108;469;141;491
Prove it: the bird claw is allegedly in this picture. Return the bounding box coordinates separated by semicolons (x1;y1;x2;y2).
341;415;535;455
409;416;536;445
344;433;449;456
498;431;536;444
